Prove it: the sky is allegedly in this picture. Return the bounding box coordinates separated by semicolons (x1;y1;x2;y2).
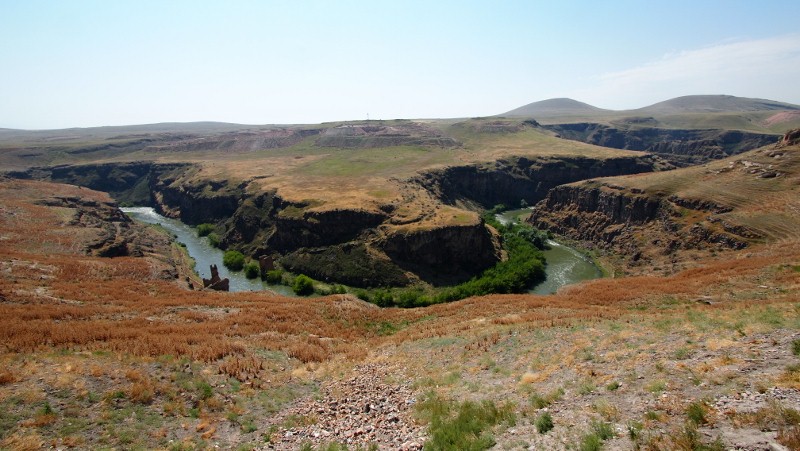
1;0;800;129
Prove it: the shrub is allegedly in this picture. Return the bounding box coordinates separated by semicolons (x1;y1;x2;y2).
265;269;284;284
223;251;246;271
792;339;800;357
578;421;614;451
197;381;213;400
196;223;215;237
530;387;564;409
591;420;614;440
579;433;602;451
416;393;515;451
244;261;260;279
535;412;554;434
687;400;707;425
292;275;314;296
207;232;221;248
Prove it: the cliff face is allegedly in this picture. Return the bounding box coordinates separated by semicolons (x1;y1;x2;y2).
12;162;191;206
268;208;386;252
530;181;754;273
531;184;664;244
315;122;459;149
380;222;502;285
545;123;779;166
414;155;661;209
150;166;244;224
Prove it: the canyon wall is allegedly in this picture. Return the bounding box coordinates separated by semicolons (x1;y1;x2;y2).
544;123;778;166
10;153;664;286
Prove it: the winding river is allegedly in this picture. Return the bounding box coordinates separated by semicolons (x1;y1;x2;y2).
123;206;600;296
497;208;602;295
121;207;295;295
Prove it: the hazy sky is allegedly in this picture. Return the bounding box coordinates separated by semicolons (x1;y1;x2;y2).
2;0;799;129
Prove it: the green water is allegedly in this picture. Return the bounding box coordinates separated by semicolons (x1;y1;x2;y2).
121;207;295;295
495;208;602;295
530;240;602;295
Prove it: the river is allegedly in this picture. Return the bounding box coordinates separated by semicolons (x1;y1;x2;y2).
123;206;600;296
121;207;295;295
496;208;602;295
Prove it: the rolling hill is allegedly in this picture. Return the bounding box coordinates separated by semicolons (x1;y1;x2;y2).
634;94;800;115
502;97;609;118
501;94;800;133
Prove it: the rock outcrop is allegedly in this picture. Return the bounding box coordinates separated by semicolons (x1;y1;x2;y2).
315;122;459;148
777;128;800;148
202;264;229;291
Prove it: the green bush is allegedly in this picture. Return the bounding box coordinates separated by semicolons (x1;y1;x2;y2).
265;269;284;284
292;275;314;296
207;232;221;248
223;250;246;271
535;412;554;434
244;261;260;279
432;224;546;304
792;339;800;356
196;223;215;237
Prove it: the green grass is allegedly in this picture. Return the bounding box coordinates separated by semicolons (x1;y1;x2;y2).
415;393;515;451
529;387;564;409
647;380;667;394
577;420;615;451
687;400;708;425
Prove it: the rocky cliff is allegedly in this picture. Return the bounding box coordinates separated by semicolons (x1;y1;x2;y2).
530;180;757;274
413;155;663;209
544;123;779;166
380;221;502;285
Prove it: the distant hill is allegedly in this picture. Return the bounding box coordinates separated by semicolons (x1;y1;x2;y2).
635;95;800;115
502;98;609;118
501;95;800;132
